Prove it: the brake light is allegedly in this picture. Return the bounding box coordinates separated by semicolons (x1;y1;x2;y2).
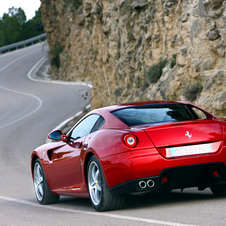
123;134;138;148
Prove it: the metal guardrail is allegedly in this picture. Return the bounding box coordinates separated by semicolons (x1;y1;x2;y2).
0;33;47;54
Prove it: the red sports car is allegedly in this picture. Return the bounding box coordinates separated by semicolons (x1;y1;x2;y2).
31;101;226;211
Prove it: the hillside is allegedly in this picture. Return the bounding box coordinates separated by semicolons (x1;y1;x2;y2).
41;0;226;116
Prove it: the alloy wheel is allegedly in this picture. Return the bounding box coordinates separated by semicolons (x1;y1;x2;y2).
88;161;102;205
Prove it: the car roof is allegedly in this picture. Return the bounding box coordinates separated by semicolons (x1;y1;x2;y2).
90;100;186;115
75;101;216;131
86;101;189;130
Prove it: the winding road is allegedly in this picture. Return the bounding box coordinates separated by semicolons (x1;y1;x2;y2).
0;43;226;226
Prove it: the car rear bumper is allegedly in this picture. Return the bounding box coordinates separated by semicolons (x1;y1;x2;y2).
109;162;226;196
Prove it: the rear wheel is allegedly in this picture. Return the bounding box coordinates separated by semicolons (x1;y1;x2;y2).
87;155;125;211
210;184;226;196
33;159;59;204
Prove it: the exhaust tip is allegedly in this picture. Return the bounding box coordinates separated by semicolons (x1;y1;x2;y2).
138;181;147;189
147;180;155;188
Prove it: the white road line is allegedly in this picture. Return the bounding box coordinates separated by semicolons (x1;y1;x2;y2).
0;196;198;226
0;50;38;73
0;49;43;129
0;47;90;130
27;56;92;88
45;105;91;143
0;85;42;129
51;108;89;131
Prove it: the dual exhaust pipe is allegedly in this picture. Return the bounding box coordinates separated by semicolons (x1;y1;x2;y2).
138;180;155;189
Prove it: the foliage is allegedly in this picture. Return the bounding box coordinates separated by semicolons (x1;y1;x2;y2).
50;42;63;69
183;82;203;102
0;7;44;47
62;0;82;15
22;8;44;40
170;54;177;68
73;0;82;9
146;58;167;83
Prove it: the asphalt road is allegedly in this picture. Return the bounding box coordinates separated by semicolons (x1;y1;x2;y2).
0;44;226;226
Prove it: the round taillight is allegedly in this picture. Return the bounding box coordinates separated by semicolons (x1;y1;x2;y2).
123;134;138;148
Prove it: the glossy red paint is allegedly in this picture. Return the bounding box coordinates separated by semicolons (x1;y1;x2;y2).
31;100;226;206
101;140;226;187
144;119;223;147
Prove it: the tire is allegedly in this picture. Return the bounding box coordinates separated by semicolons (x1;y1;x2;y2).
87;155;125;211
210;184;226;196
33;159;59;204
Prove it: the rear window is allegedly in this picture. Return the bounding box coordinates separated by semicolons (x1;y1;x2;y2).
111;104;196;126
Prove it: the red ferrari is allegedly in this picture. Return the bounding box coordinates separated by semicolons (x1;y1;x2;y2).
31;101;226;211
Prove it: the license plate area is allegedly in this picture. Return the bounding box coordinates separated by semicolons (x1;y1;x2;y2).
165;141;221;158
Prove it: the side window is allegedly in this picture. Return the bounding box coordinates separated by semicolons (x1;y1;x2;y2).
70;114;100;140
91;116;105;133
192;107;207;119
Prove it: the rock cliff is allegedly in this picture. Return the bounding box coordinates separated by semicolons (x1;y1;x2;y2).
41;0;226;116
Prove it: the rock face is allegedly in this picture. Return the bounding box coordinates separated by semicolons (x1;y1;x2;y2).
41;0;226;116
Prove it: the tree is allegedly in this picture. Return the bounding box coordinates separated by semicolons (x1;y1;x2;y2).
0;7;26;46
0;7;44;47
15;7;27;25
22;7;44;40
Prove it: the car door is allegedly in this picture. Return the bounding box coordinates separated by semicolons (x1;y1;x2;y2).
51;114;101;189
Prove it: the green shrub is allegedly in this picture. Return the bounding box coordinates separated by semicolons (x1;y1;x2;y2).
170;54;177;68
50;42;63;69
183;82;203;102
114;87;123;97
73;0;82;9
146;58;167;83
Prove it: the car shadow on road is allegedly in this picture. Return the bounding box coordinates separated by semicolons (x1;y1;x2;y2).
124;188;225;210
50;187;226;212
56;196;94;211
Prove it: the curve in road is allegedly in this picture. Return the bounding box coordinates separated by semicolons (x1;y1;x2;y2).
0;43;224;226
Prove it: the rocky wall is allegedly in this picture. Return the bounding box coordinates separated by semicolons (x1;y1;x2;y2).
41;0;226;116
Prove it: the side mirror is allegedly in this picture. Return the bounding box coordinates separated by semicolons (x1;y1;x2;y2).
48;130;68;142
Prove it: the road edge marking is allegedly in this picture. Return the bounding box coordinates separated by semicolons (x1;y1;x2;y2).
27;56;92;88
0;196;198;226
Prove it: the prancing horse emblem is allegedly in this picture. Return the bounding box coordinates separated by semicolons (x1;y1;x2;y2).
185;131;192;139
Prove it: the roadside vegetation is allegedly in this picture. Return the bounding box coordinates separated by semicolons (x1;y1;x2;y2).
146;58;167;83
170;54;177;68
183;81;203;101
50;42;63;69
0;7;44;47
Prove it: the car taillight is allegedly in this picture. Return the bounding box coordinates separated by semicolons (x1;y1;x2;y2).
123;134;138;148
